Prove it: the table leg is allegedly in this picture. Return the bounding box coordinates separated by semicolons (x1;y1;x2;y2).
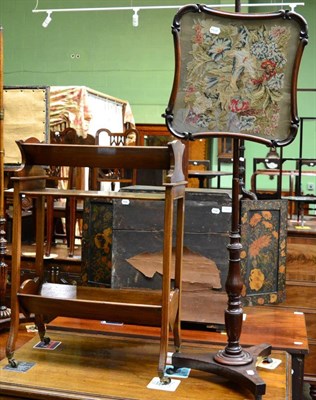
292;354;305;400
198;177;205;188
298;201;305;226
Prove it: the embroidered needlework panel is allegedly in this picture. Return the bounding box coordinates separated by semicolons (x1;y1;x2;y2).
240;199;288;305
171;10;304;144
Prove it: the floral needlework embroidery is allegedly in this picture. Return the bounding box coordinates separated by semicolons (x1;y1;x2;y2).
182;19;291;138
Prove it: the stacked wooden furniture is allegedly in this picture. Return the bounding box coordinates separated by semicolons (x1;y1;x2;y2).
274;222;316;399
5;139;186;381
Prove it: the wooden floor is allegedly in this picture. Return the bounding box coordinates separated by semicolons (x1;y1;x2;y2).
0;325;292;400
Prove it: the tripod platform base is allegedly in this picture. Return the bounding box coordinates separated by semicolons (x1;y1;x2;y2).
172;343;272;400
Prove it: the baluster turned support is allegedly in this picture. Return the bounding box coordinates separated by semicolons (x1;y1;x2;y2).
214;139;252;365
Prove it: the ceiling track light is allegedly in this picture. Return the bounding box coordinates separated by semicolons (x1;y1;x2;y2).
33;2;305;28
42;11;52;28
132;8;139;27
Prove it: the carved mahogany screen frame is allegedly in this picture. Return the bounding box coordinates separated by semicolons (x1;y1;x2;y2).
164;5;308;148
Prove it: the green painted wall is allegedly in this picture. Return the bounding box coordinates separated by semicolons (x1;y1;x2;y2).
0;0;186;122
246;0;316;191
0;0;315;191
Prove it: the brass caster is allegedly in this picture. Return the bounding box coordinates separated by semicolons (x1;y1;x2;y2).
8;358;18;368
42;336;50;345
165;367;175;375
160;376;171;385
0;306;11;319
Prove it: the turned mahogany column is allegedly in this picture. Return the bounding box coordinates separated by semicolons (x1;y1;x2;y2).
214;139;252;365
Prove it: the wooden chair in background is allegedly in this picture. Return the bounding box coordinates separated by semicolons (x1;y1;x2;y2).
4;137;42;245
90;128;139;191
45;128;94;257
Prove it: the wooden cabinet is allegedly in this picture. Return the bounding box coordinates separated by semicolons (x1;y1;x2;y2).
111;187;231;324
272;223;316;398
81;191;287;325
6;140;186;381
136;123;211;188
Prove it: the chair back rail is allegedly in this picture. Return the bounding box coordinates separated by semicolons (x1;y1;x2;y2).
93;128;140;189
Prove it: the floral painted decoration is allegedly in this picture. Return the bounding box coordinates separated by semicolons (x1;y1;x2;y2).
240;200;288;306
